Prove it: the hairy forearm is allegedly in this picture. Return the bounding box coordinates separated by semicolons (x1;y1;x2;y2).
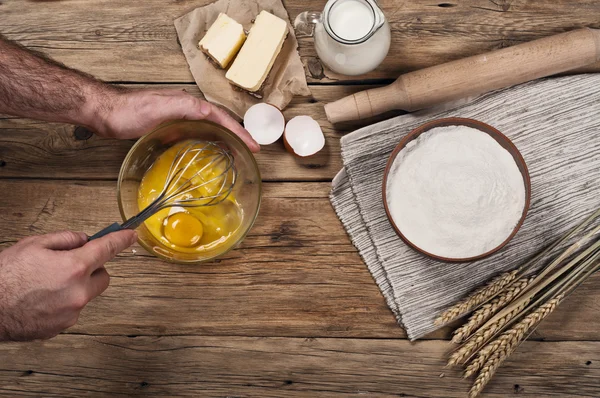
0;35;117;129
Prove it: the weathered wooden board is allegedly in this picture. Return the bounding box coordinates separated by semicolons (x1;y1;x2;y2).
0;179;598;341
2;2;600;395
0;84;389;182
1;335;599;397
2;0;600;83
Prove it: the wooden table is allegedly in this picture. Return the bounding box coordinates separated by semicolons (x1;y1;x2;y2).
1;1;600;397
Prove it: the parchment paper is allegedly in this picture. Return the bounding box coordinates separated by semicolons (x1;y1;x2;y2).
174;0;311;118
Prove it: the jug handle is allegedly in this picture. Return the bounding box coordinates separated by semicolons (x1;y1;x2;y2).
294;11;322;38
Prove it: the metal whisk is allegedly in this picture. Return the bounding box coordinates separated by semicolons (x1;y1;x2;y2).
89;140;236;241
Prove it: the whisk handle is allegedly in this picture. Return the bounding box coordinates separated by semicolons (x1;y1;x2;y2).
88;208;154;241
88;222;123;241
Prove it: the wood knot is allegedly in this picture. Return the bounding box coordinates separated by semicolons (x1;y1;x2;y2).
271;221;295;243
493;0;512;12
74;126;94;141
304;163;323;169
0;160;6;167
496;39;518;50
514;384;524;394
306;57;325;79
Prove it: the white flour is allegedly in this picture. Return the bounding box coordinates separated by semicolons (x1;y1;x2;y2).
386;125;526;259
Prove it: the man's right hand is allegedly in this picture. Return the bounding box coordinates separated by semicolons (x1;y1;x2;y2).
0;229;136;341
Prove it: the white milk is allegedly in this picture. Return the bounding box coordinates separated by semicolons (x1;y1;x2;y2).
329;0;374;41
313;0;391;75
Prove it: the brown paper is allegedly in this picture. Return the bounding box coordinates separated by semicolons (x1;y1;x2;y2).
174;0;311;119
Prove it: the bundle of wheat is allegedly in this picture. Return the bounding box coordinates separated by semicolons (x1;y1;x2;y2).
437;208;600;397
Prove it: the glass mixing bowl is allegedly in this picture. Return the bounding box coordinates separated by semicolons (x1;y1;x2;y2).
117;120;262;263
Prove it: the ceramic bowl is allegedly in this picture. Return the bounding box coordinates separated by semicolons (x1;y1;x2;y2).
382;117;531;262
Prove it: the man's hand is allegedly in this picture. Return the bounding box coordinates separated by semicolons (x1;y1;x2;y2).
0;230;136;341
0;36;259;152
90;88;260;152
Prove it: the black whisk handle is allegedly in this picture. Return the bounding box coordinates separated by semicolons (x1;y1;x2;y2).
88;222;123;241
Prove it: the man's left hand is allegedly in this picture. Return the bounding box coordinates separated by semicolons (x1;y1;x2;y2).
90;89;260;152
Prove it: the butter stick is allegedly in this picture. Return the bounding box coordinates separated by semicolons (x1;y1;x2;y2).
226;11;288;92
199;13;246;69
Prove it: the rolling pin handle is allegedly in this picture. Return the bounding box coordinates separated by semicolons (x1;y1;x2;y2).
325;94;361;124
325;81;409;124
325;28;600;123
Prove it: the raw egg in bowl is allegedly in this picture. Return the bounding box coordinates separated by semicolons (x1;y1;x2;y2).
117;120;262;264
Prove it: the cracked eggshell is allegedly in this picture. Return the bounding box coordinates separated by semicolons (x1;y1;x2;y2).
283;115;325;157
243;103;285;145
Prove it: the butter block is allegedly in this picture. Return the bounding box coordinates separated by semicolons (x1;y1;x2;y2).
199;13;246;69
226;11;289;92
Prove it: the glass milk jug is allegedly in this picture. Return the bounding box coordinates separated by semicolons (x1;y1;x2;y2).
295;0;391;76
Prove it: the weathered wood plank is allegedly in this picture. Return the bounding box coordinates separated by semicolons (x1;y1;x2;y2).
0;179;411;339
1;335;599;397
0;179;599;341
2;0;600;83
0;84;385;181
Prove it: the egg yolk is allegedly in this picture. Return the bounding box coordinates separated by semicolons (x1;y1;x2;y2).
163;213;204;248
137;140;243;254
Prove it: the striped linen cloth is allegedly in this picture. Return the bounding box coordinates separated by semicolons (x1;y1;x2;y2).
330;75;600;340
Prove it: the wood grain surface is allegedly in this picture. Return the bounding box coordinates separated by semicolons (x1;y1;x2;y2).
0;85;381;182
2;0;600;83
1;0;600;397
1;179;599;342
1;336;599;397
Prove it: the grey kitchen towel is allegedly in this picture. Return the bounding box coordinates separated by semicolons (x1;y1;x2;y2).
330;74;600;340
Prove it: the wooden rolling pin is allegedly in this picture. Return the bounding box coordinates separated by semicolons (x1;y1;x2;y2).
324;28;600;123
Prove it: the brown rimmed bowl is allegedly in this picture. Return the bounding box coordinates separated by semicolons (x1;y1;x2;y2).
382;117;531;263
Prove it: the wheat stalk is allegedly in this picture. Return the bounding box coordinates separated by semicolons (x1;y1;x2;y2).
461;243;600;371
441;209;600;329
452;277;533;344
437;216;600;328
442;210;600;329
442;209;600;397
516;224;600;301
435;270;518;326
468;295;564;398
447;298;529;366
476;238;600;339
465;255;599;378
464;340;500;378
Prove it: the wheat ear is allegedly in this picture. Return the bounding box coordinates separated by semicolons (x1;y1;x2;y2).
464;340;500;378
435;270;519;326
452;277;533;344
468;295;563;398
447;298;529;366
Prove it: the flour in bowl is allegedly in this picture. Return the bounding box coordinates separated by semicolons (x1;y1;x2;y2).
385;125;526;259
